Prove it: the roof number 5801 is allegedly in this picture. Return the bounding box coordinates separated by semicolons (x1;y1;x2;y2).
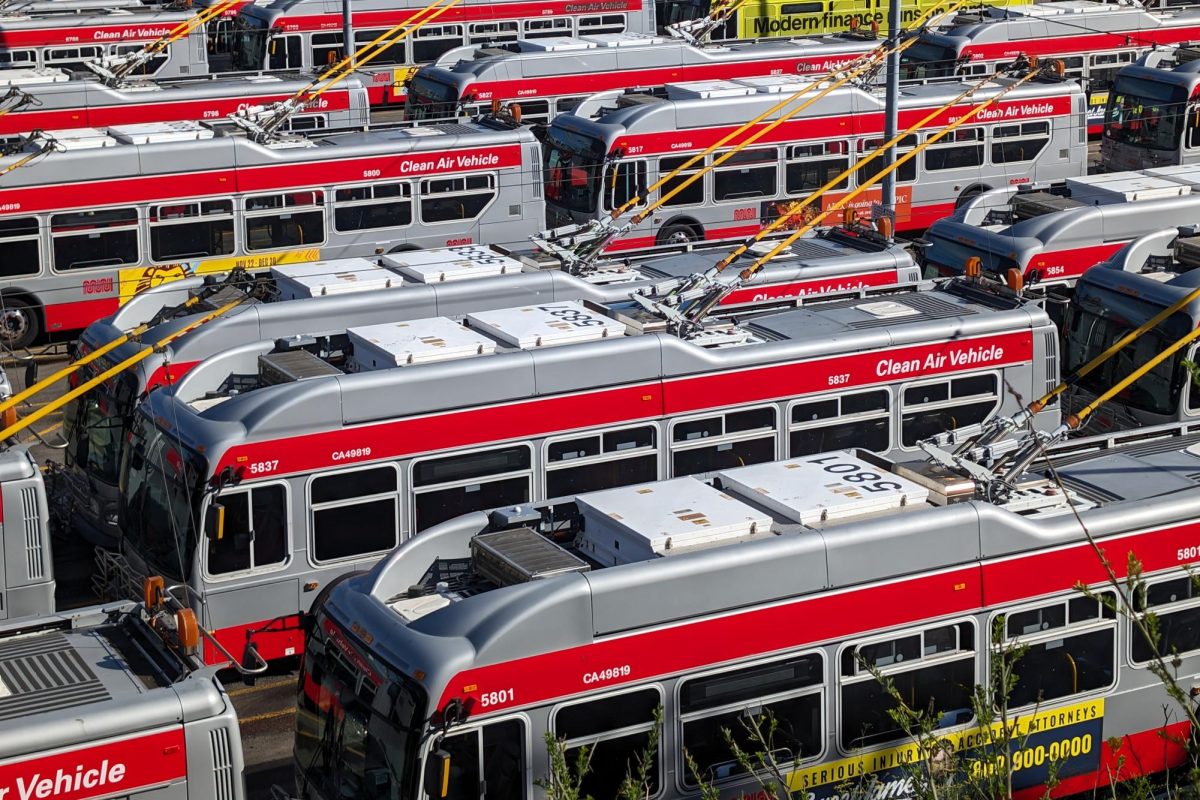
805;455;904;493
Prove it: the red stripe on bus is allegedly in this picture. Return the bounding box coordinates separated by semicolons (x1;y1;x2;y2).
0;144;524;214
44;298;120;334
210;330;1034;477
436;518;1195;714
0;24;184;48
1021;241;1126;282
0;727;187;800
720;269;902;306
0;91;352;136
273;0;644;31
146;361;201;393
205;614;305;666
959;26;1200;62
610;96;1075;155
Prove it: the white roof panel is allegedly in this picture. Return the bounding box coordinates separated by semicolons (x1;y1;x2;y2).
666;80;756;99
37;128;117;150
381;245;525;283
107;121;214;145
716;454;929;526
348;316;497;370
581;32;666;47
271;258;395;300
0;67;67;87
520;36;597;51
733;75;807;94
466;301;625;348
1144;164;1200;189
1065;172;1191;204
575;477;772;564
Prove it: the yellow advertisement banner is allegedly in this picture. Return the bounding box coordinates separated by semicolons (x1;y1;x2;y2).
117;248;322;305
786;698;1104;793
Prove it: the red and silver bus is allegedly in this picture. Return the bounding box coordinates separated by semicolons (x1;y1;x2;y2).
1100;43;1200;170
298;420;1200;800
222;0;656;106
0;114;541;348
63;228;919;546
405;31;878;123
0;72;370;140
111;275;1058;665
921;166;1200;287
900;0;1200;134
0;7;214;76
543;71;1086;250
0;597;246;800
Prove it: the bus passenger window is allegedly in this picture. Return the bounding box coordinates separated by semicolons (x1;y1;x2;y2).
900;374;998;447
412;445;532;532
334;183;413;232
310;465;399;562
0;217;41;278
469;21;519;43
545;425;658;498
999;594;1116;707
785;143;849;195
206;484;288;575
671;406;776;477
840;622;975;750
150;200;235;262
355;30;405;65
412;24;465;64
857;135;916;185
789;389;889;456
51;208;139;271
659;155;706;207
524;18;573;38
713;148;778;202
244;191;326;252
420;175;496;223
268;35;303;70
1132;576;1200;663
923;128;984;172
553;688;661;799
680;653;823;786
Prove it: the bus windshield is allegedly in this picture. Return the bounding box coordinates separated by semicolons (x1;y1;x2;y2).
898;41;958;81
407;75;460;121
544;127;605;214
1104;77;1187;151
63;371;136;486
1063;301;1189;417
232;15;269;71
119;415;207;581
296;614;428;800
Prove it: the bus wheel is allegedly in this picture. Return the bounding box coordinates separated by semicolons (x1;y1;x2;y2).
657;224;698;246
0;299;38;351
388;243;423;254
955;187;986;209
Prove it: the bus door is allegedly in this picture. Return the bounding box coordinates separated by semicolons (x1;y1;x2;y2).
427;718;526;800
268;34;304;70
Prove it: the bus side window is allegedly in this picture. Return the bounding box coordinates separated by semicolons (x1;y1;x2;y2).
840;622;976;750
412;445;533;532
432;719;526;800
670;406;776;477
899;374;999;447
605;161;646;211
0;217;41;278
207;484;288;575
998;594;1116;708
269;35;303;70
552;688;661;800
1132;575;1200;663
789;389;890;456
310;465;400;562
1186;104;1200;150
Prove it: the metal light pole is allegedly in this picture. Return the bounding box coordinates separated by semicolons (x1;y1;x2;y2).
881;0;901;216
343;0;354;67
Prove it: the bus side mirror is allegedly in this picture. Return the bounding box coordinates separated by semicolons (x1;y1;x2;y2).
423;749;451;799
204;503;226;541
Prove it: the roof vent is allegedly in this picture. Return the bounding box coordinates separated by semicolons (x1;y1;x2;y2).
467;301;624;349
258;350;342;386
347;317;496;370
471;527;590;586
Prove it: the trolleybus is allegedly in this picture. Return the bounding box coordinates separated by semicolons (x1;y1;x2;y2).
1101;44;1200;171
921;166;1200;287
0;71;370;139
0;597;247;800
898;0;1200;133
221;0;656;106
298;423;1200;800
0;7;212;76
0;114;542;348
62;228;919;546
111;275;1059;665
544;72;1086;249
405;31;878;123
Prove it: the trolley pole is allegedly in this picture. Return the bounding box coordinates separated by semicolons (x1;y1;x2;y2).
880;0;901;216
343;0;354;67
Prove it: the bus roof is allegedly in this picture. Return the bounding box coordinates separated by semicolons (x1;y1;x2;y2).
0;5;192;29
0;117;533;201
1115;59;1200;90
1076;227;1200;314
141;277;1049;466
326;420;1200;712
0;602;226;759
